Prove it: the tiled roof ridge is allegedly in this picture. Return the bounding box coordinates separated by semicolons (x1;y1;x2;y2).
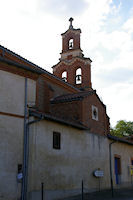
107;134;133;145
29;109;88;130
51;90;96;103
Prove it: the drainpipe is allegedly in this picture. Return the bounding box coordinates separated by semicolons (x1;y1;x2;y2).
21;78;28;200
21;78;43;200
109;141;116;197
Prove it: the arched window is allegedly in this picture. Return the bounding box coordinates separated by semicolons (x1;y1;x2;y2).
62;71;67;82
76;68;82;84
69;39;74;49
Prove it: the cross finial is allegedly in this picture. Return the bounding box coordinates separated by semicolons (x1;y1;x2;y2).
69;17;74;29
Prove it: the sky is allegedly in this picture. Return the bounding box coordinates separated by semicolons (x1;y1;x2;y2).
0;0;133;127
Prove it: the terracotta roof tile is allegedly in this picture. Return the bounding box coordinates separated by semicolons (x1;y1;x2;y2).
29;109;89;130
51;90;96;103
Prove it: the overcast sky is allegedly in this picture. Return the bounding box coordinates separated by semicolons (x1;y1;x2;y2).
0;0;133;127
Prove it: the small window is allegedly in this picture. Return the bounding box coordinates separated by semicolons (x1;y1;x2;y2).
53;132;61;149
92;105;98;121
69;39;74;49
17;164;23;182
18;164;22;173
62;71;67;82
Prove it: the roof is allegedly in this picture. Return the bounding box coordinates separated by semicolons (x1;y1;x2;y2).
61;28;81;36
51;90;96;103
29;109;89;130
0;44;80;92
107;134;133;145
0;44;44;71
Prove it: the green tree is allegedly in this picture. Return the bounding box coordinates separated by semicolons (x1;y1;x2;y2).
110;120;133;137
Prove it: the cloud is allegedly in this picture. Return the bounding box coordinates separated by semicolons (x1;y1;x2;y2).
95;68;133;86
101;81;133;127
123;17;133;34
38;0;88;16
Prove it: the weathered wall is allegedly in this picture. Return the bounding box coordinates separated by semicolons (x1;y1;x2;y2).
109;140;133;187
0;70;36;115
0;115;23;200
82;94;109;136
50;100;82;123
28;120;110;200
0;70;36;200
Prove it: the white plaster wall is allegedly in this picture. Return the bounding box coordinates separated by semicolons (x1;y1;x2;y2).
28;120;110;200
0;115;23;200
0;70;36;200
0;70;36;115
27;79;36;106
0;70;25;115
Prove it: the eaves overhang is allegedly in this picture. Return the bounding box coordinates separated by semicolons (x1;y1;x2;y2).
107;134;133;145
29;109;89;130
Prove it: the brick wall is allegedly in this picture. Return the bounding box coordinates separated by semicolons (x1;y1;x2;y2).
62;31;81;52
82;94;110;135
36;76;50;113
50;93;110;136
53;59;92;89
50;100;82;123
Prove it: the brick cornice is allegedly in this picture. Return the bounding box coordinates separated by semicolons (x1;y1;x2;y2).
53;57;91;69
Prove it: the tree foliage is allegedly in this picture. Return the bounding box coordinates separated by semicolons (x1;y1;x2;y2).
110;120;133;137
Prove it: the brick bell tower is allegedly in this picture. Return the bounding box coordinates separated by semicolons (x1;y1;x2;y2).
53;18;92;90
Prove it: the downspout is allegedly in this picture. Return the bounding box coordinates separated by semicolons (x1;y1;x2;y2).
21;78;44;200
109;141;116;197
22;78;28;200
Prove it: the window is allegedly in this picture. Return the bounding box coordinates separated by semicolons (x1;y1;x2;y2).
18;164;22;173
53;132;61;149
17;164;23;182
69;39;74;49
76;68;82;84
62;71;67;82
92;105;98;121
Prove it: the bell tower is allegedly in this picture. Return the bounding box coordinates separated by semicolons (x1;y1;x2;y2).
53;18;92;90
60;17;83;61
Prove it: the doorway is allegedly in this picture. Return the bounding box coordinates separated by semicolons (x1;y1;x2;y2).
114;156;121;184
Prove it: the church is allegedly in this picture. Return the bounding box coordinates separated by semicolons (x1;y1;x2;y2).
0;18;133;200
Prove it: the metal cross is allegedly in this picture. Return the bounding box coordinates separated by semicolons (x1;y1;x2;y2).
69;17;74;29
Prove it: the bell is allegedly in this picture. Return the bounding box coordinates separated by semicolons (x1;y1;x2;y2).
69;42;73;48
62;77;67;82
76;75;81;81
